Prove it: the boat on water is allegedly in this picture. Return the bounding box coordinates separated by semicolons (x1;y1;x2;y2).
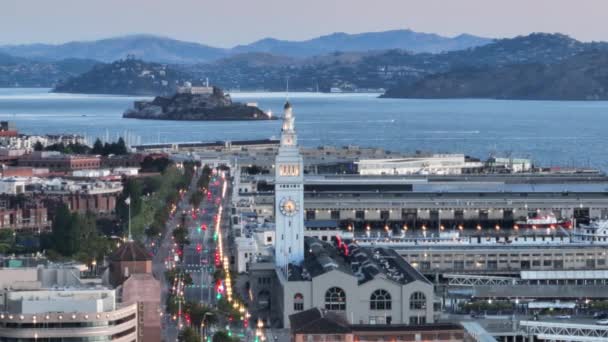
515;211;572;229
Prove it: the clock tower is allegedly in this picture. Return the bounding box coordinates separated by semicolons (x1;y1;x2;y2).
274;101;305;269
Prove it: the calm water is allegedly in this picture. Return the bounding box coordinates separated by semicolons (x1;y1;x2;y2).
1;88;607;170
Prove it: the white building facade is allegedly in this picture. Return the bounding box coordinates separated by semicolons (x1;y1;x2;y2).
274;102;305;268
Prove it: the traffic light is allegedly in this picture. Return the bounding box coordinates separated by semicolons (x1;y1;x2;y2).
196;243;202;253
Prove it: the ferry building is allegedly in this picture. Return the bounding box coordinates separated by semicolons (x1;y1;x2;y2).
249;102;436;328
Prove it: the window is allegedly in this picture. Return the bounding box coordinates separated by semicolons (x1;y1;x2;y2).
294;293;304;311
325;287;346;311
409;316;426;325
355;210;365;220
370;289;392;310
410;292;426;310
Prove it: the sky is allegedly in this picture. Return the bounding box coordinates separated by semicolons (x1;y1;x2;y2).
1;0;607;47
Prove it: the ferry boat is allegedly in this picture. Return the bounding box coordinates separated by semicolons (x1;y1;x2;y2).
515;212;572;229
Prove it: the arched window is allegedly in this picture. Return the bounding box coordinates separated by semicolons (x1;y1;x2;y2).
294;293;304;311
325;287;346;311
370;289;392;310
410;292;426;310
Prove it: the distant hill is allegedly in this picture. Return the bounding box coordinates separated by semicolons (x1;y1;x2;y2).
0;53;98;87
0;35;226;64
52;58;194;95
0;30;491;63
381;50;608;100
184;33;606;93
231;30;491;57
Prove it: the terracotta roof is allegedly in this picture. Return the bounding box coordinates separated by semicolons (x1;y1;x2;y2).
109;241;152;262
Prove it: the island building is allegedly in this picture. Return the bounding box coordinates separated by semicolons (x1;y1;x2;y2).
246;102;436;329
176;80;213;95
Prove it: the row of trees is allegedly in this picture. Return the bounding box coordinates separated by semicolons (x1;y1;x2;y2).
33;137;129;156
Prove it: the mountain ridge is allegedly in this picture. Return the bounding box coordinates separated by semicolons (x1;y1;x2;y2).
0;29;492;64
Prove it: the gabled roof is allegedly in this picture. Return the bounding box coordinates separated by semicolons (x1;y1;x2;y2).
109;241;152;262
289;308;351;334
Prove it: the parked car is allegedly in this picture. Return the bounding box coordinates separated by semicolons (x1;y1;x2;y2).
556;315;571;319
596;319;608;325
593;312;608;319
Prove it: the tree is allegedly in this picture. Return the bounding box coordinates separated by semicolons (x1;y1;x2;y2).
33;141;44;151
189;191;203;208
179;327;201;342
91;138;104;155
212;331;238;342
114;137;128;155
51;204;77;256
172;226;190;246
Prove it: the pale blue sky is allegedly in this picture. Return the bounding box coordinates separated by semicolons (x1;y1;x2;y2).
1;0;607;46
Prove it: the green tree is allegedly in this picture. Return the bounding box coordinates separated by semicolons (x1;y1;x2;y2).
212;331;238;342
172;226;190;246
189;191;203;208
33;141;44;151
91;138;105;155
114;137;128;155
179;327;201;342
51;204;77;256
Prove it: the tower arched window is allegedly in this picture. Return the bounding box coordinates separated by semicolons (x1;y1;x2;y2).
324;287;346;311
294;293;304;311
410;292;427;310
370;289;392;310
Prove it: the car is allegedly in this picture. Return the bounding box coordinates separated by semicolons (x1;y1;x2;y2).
555;315;571;319
593;312;608;319
596;319;608;325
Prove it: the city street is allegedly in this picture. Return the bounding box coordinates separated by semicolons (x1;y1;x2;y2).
154;167;251;341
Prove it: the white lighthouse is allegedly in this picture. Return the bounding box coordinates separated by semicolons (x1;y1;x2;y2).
274;101;305;270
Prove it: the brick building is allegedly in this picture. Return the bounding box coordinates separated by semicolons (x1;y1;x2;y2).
18;151;100;172
0;195;50;233
109;241;161;342
28;178;123;215
108;241;153;287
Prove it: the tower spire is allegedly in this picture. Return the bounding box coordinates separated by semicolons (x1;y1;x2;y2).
286;77;289;102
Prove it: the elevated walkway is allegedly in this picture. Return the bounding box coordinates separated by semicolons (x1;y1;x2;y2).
520;321;608;342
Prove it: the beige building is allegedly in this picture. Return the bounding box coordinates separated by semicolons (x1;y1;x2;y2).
0;288;137;342
249;238;435;328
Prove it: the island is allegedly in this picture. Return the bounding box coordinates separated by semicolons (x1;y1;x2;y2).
122;84;275;121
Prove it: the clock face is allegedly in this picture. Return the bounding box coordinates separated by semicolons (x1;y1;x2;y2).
279;197;299;217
